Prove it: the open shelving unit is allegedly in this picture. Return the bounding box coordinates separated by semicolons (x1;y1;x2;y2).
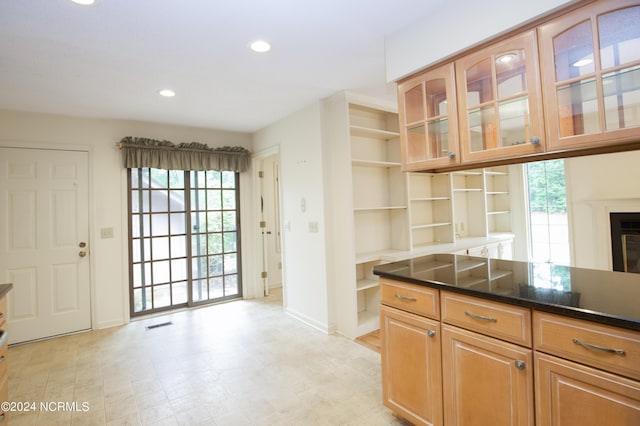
349;102;408;336
326;92;520;340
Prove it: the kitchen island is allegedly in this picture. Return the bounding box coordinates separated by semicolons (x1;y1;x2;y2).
374;254;639;426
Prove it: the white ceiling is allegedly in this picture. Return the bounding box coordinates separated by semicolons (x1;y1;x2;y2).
0;0;443;133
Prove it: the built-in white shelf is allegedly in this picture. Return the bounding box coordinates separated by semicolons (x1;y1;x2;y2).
350;125;400;140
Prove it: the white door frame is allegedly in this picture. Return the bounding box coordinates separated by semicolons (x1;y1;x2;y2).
253;146;284;302
0;140;96;335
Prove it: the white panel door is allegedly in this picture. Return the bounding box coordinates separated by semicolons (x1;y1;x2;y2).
0;147;91;344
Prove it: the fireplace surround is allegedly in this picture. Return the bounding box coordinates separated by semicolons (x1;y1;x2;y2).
610;212;640;273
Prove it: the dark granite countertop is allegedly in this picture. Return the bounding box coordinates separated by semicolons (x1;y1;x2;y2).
0;284;12;300
374;254;640;331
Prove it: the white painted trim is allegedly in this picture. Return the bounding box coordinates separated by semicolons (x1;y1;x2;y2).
285;307;336;335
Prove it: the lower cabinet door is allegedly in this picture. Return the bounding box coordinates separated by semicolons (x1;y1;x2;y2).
535;352;640;426
381;305;443;426
441;324;534;426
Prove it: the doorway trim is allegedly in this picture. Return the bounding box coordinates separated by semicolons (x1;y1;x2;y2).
253;146;284;303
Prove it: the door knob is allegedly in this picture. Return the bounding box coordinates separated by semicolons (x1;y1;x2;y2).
79;251;87;258
79;242;87;248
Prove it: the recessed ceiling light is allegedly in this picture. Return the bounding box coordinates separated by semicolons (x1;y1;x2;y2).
249;40;271;53
71;0;95;5
573;58;593;67
159;89;176;98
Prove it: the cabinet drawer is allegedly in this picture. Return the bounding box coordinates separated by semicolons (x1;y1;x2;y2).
534;311;640;381
380;279;439;320
441;291;532;347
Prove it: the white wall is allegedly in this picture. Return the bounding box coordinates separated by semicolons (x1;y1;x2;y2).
565;151;640;270
252;102;333;332
385;0;572;81
0;109;253;330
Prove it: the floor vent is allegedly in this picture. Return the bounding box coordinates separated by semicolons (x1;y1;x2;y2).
146;321;173;330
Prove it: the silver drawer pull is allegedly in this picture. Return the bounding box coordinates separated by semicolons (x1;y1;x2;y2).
464;311;497;322
572;338;626;356
427;330;436;338
395;294;417;302
515;360;526;370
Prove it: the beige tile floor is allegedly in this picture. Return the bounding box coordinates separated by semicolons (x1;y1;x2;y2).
8;289;410;426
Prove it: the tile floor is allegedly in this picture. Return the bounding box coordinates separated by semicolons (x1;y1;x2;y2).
8;289;409;425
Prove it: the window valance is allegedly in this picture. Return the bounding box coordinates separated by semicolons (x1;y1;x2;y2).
118;136;251;172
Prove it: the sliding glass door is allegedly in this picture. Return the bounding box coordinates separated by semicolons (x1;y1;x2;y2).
128;168;241;316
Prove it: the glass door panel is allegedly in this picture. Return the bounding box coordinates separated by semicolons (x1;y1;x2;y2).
468;107;496;152
466;58;494;107
129;168;241;316
553;20;595;81
499;98;529;147
541;2;640;149
407;125;427;162
399;62;458;169
598;6;640;70
496;50;527;98
458;31;542;162
405;83;425;124
556;79;600;137
603;67;640;130
428;119;450;158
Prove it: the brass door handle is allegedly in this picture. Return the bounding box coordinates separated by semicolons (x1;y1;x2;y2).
79;251;87;258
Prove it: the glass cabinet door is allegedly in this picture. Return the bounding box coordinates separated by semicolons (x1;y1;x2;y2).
456;30;545;164
540;0;640;150
398;63;459;171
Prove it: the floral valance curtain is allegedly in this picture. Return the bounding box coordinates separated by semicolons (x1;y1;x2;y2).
118;136;251;172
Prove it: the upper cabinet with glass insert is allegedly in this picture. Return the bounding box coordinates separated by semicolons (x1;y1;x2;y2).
398;63;460;171
539;0;640;150
456;30;545;163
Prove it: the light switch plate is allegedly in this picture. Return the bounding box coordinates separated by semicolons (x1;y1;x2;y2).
100;227;114;239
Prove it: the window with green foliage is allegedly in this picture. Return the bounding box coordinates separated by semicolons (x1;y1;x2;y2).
526;159;571;290
128;168;241;316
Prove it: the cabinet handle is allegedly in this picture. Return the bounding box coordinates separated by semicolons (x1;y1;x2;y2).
395;294;417;302
427;330;436;338
530;137;541;145
464;311;497;322
572;338;626;356
448;152;456;159
515;360;526;370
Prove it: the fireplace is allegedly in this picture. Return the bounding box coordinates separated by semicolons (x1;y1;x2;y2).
610;213;640;273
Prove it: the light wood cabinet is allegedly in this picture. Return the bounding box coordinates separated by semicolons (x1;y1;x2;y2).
535;352;640;426
539;0;640;151
398;63;460;171
456;30;546;164
381;305;443;426
442;324;534;426
381;278;534;426
397;0;640;173
534;311;640;425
